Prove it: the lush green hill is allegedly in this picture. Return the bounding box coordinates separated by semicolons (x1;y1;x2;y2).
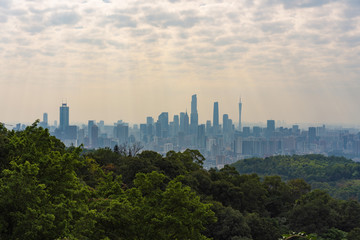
232;154;360;200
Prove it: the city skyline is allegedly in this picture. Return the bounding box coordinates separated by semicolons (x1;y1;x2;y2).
1;0;360;125
4;96;360;128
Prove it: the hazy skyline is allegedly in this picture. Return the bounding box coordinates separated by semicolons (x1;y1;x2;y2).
1;0;360;125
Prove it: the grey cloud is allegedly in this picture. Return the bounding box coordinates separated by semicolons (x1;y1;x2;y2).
240;37;260;44
0;15;7;23
107;40;124;49
15;38;31;46
196;47;217;54
267;0;335;8
214;36;238;46
305;19;356;32
108;14;137;28
288;33;330;45
0;37;10;43
144;9;201;28
131;28;152;37
177;32;188;39
261;21;292;34
226;12;240;23
22;25;45;34
9;9;27;16
103;0;111;3
75;38;105;48
49;11;80;25
339;35;360;47
226;46;247;53
0;0;12;9
168;0;181;2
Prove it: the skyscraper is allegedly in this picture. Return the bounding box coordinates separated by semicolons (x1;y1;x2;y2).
267;120;275;138
213;102;219;133
59;103;69;131
88;120;95;146
190;94;198;134
184;111;189;134
223;114;229;133
158;112;169;138
239;98;242;131
43;113;48;126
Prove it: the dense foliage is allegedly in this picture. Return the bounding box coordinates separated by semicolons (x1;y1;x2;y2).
232;154;360;201
1;122;360;239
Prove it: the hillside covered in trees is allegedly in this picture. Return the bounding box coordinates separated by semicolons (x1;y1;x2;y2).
232;155;360;201
1;122;360;239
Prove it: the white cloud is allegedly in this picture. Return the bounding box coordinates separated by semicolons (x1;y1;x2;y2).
0;0;360;124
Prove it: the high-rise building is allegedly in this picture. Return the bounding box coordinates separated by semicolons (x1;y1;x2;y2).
213;102;219;133
88;120;95;146
206;120;212;135
197;124;206;149
190;94;198;134
114;124;128;144
267;120;275;138
239;98;242;131
43;113;48;126
40;112;48;128
91;125;99;148
158;112;169;138
223;114;229;133
184;111;189;134
308;127;316;143
59;103;69;131
146;117;154;125
173;115;179;135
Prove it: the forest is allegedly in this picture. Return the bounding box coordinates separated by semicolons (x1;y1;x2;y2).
232;154;360;201
1;122;360;240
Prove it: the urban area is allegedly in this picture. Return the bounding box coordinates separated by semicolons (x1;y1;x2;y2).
9;95;360;169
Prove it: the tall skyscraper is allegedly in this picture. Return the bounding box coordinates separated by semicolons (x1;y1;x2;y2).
184;111;189;134
88;120;95;146
223;114;229;133
158;112;169;138
267;120;275;138
59;103;69;131
239;98;242;131
190;94;198;134
213;102;219;127
173;115;179;135
43;113;48;126
179;112;186;132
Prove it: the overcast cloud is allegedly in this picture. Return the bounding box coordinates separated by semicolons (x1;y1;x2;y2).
0;0;359;126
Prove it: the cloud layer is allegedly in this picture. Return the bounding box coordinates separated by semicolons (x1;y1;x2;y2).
1;0;359;125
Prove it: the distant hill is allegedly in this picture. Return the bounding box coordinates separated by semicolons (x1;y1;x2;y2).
232;154;360;200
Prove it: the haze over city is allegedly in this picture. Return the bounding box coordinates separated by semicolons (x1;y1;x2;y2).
1;0;360;125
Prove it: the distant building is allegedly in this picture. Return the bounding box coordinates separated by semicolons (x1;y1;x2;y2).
88;120;95;146
59;103;69;131
213;102;219;133
43;113;48;126
190;94;198;135
267;120;275;138
239;98;242;131
158;112;169;138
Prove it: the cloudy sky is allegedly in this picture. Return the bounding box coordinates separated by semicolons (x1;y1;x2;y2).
1;0;359;126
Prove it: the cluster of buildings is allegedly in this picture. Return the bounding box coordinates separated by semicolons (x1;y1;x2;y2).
10;96;360;168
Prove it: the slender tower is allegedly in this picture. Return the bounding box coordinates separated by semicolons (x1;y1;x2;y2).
213;102;219;127
239;98;242;131
190;94;198;134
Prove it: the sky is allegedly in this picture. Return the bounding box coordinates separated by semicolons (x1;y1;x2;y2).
1;0;360;126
